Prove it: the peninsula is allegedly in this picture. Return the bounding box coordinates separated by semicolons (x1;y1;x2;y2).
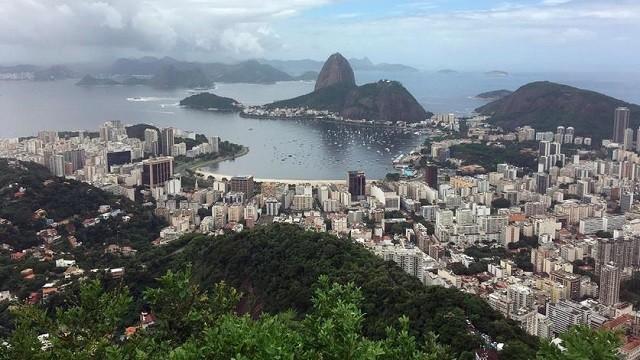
252;53;430;123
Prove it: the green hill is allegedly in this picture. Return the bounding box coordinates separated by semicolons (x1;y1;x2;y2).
143;224;538;358
476;81;640;140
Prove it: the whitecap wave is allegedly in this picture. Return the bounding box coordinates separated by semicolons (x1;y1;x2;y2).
126;96;177;102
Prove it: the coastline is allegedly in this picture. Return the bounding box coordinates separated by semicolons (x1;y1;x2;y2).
194;169;351;185
195;168;380;185
175;145;250;175
239;112;429;132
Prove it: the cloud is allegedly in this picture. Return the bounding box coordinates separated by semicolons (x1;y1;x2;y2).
275;0;640;70
0;0;334;62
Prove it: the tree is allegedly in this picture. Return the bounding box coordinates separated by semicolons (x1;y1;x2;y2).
1;269;454;359
385;173;401;182
536;325;621;360
595;230;613;239
1;279;132;359
491;197;511;209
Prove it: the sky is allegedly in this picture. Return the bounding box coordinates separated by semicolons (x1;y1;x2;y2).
0;0;638;71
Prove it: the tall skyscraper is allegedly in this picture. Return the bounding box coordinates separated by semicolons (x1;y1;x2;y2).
348;170;366;202
424;164;438;189
535;172;549;194
144;128;159;156
613;107;630;143
160;128;175;156
621;192;634;213
624;128;634;151
142;156;174;188
538;141;551;157
599;263;621;306
208;136;220;153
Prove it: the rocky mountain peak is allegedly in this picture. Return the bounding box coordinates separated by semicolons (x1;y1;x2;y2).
314;53;356;91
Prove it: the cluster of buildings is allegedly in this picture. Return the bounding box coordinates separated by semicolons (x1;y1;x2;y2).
0;121;221;201
4;106;640;357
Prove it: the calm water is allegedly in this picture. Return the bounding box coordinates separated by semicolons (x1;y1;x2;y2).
1;70;639;179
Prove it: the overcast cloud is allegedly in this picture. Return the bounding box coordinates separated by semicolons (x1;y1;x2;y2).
0;0;638;71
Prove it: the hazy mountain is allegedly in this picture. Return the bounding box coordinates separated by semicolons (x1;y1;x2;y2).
257;57;419;74
207;60;293;84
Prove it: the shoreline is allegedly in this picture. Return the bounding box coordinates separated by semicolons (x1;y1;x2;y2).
194;169;352;185
239;112;429;132
175;146;250;174
195;169;381;185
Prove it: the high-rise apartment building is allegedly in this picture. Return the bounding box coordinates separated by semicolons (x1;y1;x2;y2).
348;170;366;202
160;128;175;156
613;107;630;143
424;164;438;189
230;176;254;197
624;128;634;151
208;136;220;153
142;156;174;188
599;263;621;306
144;128;159;156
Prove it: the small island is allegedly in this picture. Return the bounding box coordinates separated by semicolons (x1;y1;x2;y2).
475;89;513;101
179;92;243;112
484;70;509;77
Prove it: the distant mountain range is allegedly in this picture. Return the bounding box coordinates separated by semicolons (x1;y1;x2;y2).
75;57;319;88
475;81;640;140
266;53;430;123
257;57;419;75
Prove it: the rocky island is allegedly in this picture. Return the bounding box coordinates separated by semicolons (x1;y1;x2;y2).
258;53;430;123
179;92;242;112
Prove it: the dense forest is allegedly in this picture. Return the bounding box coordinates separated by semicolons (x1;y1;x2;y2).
125;224;539;359
450;142;537;172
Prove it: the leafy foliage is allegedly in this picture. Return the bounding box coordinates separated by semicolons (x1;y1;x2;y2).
0;268;454;360
160;224;538;357
536;325;621;360
450;142;536;171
